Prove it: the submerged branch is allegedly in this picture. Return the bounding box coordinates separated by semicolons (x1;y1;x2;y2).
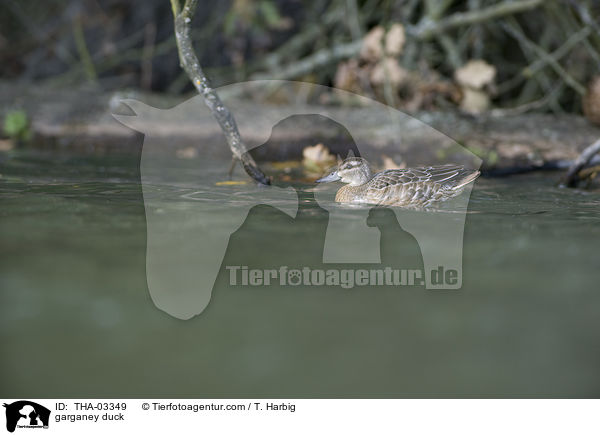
563;138;600;187
170;0;270;185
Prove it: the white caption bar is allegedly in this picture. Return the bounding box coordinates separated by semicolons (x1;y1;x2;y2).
1;399;598;434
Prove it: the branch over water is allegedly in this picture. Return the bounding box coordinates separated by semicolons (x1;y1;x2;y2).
170;0;270;185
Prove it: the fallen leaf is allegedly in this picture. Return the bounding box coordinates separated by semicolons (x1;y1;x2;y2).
0;139;14;151
360;26;385;62
381;155;406;170
460;88;490;114
334;59;363;93
370;58;408;87
385;23;405;57
583;75;600;125
303;143;335;164
176;146;198;159
454;60;496;89
215;180;249;186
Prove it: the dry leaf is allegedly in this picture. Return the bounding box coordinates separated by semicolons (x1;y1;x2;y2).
303;143;336;174
460;88;490;114
385;23;405;57
583;75;600;125
381;155;406;170
370;58;408;87
334;59;363;93
360;26;385;63
303;143;335;164
270;160;302;170
176;146;198;159
0;139;14;152
454;60;496;90
455;60;496;114
215;180;249;186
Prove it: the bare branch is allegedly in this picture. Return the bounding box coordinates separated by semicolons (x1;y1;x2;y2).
502;21;586;95
491;82;563;117
563;138;600;187
251;41;362;81
412;0;543;39
171;0;270;185
497;25;591;95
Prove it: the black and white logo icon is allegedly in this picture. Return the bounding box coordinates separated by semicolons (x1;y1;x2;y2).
3;401;50;433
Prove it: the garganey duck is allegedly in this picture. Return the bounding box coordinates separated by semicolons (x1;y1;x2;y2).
316;157;480;207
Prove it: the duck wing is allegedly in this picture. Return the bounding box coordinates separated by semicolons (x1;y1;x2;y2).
365;165;480;206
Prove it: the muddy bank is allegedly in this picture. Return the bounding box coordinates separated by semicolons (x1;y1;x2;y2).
2;82;599;172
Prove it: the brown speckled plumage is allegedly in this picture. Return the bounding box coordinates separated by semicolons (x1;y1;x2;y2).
318;157;480;207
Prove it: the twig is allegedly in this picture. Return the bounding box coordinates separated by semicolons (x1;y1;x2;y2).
170;0;270;185
345;0;363;41
491;82;563;117
380;58;398;108
251;40;363;81
425;0;456;20
256;3;341;73
401;0;421;22
5;0;45;42
567;0;600;36
424;0;461;68
411;0;543;39
141;22;156;90
72;15;97;83
515;23;554;105
563;138;600;187
497;25;591;96
468;0;484;58
502;21;586;95
566;0;600;68
437;33;462;68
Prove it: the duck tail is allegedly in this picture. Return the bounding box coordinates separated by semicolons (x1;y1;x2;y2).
452;170;480;190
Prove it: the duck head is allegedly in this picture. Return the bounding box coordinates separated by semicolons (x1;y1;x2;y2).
316;157;373;186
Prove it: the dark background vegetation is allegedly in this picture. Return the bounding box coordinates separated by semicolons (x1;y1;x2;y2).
1;0;599;115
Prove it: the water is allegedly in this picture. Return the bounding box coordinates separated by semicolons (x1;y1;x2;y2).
1;149;599;397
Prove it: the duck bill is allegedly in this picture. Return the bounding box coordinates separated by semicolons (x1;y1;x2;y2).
316;171;341;183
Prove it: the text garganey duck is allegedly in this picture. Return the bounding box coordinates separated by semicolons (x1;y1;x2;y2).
316;157;480;207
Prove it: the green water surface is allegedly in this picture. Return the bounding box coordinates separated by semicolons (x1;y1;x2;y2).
1;149;599;397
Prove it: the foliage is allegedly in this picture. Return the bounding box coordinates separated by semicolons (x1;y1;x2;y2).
3;110;32;143
224;0;287;35
1;0;598;115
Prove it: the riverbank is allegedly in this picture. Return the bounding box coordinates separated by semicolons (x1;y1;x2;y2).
2;81;599;174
